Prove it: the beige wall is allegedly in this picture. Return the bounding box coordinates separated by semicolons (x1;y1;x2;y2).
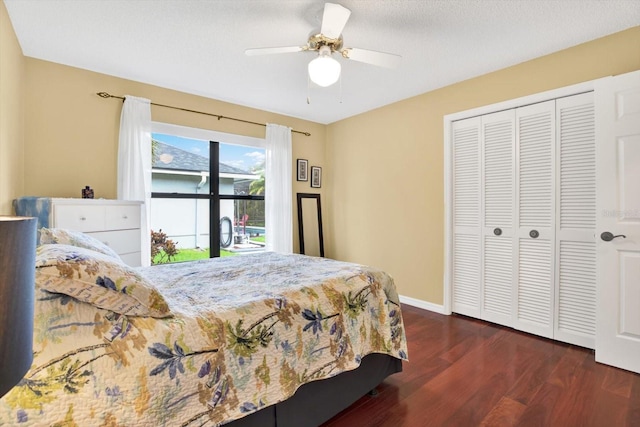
23;59;327;252
0;0;25;215
326;27;640;306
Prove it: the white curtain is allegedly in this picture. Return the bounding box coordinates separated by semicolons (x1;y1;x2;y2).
117;96;152;266
265;123;293;253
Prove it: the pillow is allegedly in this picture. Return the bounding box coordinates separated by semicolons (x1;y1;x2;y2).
35;244;171;318
39;227;121;260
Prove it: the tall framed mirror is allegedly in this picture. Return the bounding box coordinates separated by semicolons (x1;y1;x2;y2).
297;193;324;257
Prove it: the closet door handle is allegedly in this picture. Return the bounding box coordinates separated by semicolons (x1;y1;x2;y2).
493;228;502;236
529;230;539;238
601;232;626;242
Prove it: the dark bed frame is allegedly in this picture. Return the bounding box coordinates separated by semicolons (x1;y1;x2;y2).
227;353;403;427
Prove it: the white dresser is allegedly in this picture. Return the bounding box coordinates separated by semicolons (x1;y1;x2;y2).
14;198;143;267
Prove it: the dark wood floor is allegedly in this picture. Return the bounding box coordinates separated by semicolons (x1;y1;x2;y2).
322;304;640;427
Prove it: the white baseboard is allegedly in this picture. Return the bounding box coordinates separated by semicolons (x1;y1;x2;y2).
399;295;447;315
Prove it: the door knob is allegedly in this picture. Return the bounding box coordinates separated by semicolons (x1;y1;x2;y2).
601;232;626;242
493;228;502;236
529;230;539;239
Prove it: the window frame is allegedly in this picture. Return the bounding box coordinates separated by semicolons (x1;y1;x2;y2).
150;122;265;259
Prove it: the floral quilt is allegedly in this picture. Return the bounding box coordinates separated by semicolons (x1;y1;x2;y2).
0;252;408;426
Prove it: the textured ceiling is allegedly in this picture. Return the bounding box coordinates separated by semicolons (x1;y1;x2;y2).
4;0;640;124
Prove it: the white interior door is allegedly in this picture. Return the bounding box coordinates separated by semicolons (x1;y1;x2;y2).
514;100;556;339
452;117;482;318
595;70;640;373
481;110;515;327
554;92;596;349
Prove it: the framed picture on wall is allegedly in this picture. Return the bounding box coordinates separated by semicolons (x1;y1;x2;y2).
297;159;309;181
311;166;322;188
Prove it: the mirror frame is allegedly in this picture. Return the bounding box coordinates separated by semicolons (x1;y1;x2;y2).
297;193;324;257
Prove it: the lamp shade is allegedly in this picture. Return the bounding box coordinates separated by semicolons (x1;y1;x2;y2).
308;47;341;87
0;216;37;398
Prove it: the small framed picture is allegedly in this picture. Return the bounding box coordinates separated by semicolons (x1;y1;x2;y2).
311;166;322;188
297;159;309;181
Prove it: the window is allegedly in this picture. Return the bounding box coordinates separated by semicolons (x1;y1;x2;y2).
150;123;265;264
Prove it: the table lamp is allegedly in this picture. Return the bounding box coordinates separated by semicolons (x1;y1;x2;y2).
0;216;37;398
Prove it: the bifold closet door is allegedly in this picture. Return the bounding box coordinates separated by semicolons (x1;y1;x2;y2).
451;92;597;347
514;100;556;339
452;111;516;325
554;92;596;349
451;117;481;318
481;110;515;327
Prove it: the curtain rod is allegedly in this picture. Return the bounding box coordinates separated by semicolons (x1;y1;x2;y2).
96;92;311;137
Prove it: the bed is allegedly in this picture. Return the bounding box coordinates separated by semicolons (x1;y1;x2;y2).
0;232;408;426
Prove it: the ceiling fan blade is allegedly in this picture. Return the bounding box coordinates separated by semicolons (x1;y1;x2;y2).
245;46;305;56
320;3;351;39
342;47;401;69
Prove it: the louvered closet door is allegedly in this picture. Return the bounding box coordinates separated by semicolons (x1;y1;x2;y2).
452;117;482;318
481;110;515;327
514;101;556;338
554;92;596;349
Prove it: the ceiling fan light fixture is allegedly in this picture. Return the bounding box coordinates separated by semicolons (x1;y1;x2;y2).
246;3;401;91
308;47;341;87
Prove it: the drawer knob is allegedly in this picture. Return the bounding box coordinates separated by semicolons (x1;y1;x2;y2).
122;215;128;219
80;216;87;221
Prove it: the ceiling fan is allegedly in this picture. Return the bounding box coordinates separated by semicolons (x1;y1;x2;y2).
245;3;401;87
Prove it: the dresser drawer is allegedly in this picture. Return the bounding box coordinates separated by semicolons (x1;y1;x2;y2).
105;204;140;230
54;204;105;232
86;229;141;255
